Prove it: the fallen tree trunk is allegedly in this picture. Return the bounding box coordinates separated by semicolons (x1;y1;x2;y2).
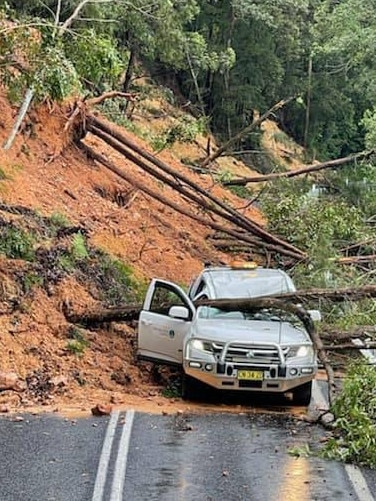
64;304;141;324
86;114;306;260
66;285;376;326
277;285;376;303
223;150;375;186
320;325;376;340
80;143;304;259
337;255;376;265
323;342;376;351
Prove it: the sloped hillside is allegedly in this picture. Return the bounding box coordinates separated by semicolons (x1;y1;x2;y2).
0;88;266;415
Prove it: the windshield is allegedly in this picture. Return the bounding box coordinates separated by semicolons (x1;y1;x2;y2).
207;269;296;298
197;306;299;323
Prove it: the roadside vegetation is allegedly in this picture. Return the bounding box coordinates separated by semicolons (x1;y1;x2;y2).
1;0;376;468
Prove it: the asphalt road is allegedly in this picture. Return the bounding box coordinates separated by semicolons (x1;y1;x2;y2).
0;395;375;501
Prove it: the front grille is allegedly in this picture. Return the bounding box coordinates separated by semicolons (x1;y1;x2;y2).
213;343;289;365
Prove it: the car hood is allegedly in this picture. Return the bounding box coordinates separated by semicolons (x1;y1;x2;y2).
190;319;310;345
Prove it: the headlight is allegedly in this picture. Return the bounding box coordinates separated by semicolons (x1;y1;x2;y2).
296;346;309;358
186;339;216;362
191;339;213;352
192;339;205;350
287;345;313;359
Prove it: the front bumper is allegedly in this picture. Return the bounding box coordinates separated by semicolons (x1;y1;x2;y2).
183;338;317;393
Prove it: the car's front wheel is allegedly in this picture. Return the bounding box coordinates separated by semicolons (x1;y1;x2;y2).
292;381;312;406
181;373;209;401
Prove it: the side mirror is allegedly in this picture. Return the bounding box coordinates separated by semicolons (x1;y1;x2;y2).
308;309;321;322
169;305;190;320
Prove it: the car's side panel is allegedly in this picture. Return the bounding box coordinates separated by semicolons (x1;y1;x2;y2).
138;311;191;364
138;279;195;365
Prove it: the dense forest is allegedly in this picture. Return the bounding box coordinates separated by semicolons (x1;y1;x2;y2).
2;0;376;160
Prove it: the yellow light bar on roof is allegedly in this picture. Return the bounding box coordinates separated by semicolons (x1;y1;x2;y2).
230;260;258;269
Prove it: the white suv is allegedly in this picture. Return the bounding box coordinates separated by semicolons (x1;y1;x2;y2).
138;265;319;405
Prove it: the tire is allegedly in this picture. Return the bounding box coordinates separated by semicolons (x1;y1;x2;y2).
292;381;312;406
181;374;208;401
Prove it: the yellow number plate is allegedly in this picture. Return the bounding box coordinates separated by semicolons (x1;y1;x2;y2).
237;370;264;381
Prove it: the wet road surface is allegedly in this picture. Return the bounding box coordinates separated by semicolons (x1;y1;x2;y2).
0;404;375;501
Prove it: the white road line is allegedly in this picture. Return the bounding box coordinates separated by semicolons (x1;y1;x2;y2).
92;410;120;501
110;409;135;501
312;379;374;501
345;465;375;501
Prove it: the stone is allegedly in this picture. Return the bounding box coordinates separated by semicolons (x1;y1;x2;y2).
91;403;113;416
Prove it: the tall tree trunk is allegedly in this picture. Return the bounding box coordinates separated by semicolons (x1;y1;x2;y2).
304;53;313;149
122;46;137;94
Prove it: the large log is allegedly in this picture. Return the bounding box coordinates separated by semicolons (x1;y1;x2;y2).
224;150;375;186
80;143;305;260
86;115;306;260
64;304;141;324
65;285;376;326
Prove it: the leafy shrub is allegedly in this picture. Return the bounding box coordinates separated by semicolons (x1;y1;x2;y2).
49;212;71;230
152;115;208;151
66;326;89;356
88;252;147;305
70;232;89;261
0;226;35;261
322;363;376;468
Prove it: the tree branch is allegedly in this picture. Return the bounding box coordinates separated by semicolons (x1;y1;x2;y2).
224;150;375;186
200;96;296;167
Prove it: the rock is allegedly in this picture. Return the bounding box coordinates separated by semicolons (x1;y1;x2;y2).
0;372;26;392
91;403;113;416
49;376;69;387
0;404;10;413
320;412;335;426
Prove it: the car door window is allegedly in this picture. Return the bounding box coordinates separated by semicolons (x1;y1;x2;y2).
150;282;189;316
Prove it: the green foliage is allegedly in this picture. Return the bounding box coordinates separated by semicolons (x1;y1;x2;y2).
0;225;35;261
288;444;312;458
214;169;254;198
326;162;376;219
56;232;89;272
49;212;70;231
99;99;148;138
66;326;89;357
152;115;208;151
228;184;254;199
63;30;123;91
31;45;81;101
86;251;147;306
70;233;89;261
57;254;75;272
362;109;376;149
322;363;376;468
261;179;366;254
260;177;374;291
21;271;43;293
